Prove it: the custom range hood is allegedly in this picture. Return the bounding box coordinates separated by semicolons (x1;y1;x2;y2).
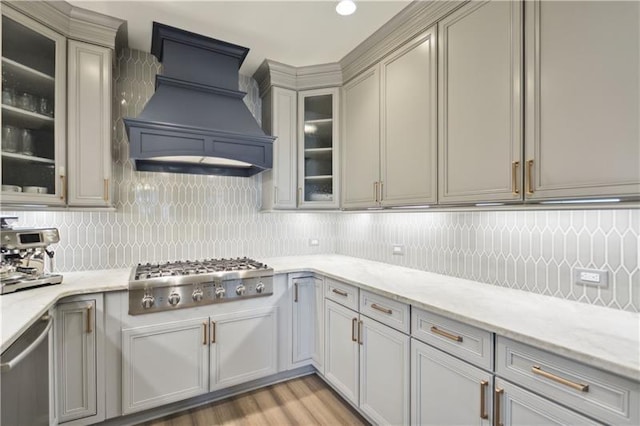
124;23;274;177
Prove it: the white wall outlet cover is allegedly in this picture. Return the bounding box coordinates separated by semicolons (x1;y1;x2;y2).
574;268;608;288
392;244;405;255
309;239;319;246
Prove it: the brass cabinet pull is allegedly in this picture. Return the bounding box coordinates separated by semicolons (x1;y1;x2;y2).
298;187;302;204
202;322;207;345
531;365;589;392
211;321;216;344
332;288;348;297
86;305;93;333
526;159;534;195
371;303;392;315
480;380;489;419
274;186;278;204
511;161;520;195
373;182;378;203
379;181;383;202
294;282;299;303
351;318;358;342
60;175;66;200
358;320;363;345
430;326;463;342
494;387;504;426
103;178;109;201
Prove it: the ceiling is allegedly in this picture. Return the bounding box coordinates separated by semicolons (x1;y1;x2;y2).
68;0;412;76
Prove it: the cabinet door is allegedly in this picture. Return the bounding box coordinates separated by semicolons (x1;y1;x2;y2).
292;276;324;372
67;40;112;207
210;307;278;391
380;27;437;207
359;316;410;425
298;88;340;209
525;0;640;200
412;338;492;426
121;318;209;414
262;86;297;209
56;299;97;423
324;300;359;405
342;66;380;209
438;0;523;204
1;7;66;205
495;378;601;425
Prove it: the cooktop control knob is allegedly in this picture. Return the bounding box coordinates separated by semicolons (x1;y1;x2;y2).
192;288;204;302
235;284;246;296
141;294;155;309
215;287;226;299
168;291;181;306
256;282;265;294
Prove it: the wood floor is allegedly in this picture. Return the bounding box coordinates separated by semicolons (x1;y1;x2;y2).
138;374;369;426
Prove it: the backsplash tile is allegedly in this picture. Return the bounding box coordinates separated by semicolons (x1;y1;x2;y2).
2;49;638;312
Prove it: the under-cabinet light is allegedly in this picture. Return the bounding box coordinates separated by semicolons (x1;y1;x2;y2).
391;205;431;209
540;198;621;204
475;203;505;207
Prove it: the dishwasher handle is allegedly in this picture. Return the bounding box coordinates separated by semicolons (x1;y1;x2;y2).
0;315;52;373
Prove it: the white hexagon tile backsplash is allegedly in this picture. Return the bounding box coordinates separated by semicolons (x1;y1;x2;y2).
2;50;638;312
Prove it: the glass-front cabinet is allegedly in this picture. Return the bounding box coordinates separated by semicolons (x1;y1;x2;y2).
297;88;339;209
1;8;66;205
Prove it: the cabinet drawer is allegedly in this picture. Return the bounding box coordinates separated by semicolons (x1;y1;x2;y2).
360;290;409;333
496;337;640;425
325;278;358;311
412;308;493;370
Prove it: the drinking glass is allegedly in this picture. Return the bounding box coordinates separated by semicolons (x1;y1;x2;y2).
17;92;36;112
20;129;34;156
2;87;15;106
38;97;53;117
2;125;19;153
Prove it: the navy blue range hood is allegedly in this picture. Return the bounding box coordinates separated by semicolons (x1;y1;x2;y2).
124;23;274;177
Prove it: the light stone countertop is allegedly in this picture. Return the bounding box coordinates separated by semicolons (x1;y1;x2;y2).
1;255;638;381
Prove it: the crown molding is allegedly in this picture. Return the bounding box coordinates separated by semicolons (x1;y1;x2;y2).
253;59;342;97
5;0;125;50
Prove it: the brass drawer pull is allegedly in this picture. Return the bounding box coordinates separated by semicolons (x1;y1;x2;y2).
526;159;534;195
511;161;520;195
379;181;383;202
332;288;348;297
480;380;489;419
60;175;66;200
373;182;378;203
430;326;463;342
351;318;358;342
531;365;589;392
494;387;504;426
202;322;207;345
104;178;109;201
86;305;93;334
294;282;298;303
211;321;216;344
358;320;363;345
371;303;392;315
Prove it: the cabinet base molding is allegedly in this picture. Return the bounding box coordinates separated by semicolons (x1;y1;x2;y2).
99;366;315;426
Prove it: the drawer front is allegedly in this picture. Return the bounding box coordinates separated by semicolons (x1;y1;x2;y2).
325;278;358;311
412;308;493;370
360;290;410;333
496;337;640;425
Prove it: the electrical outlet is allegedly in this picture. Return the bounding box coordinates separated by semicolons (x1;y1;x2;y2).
309;239;319;247
574;268;608;288
392;244;404;255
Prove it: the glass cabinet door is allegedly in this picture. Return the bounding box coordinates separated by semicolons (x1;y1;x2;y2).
1;8;66;204
298;88;339;209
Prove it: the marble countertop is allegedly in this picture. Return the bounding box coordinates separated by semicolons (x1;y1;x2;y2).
2;255;638;381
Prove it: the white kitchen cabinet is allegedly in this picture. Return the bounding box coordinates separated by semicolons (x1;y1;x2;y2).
438;0;523;204
291;276;324;372
1;7;66;205
494;378;601;426
121;318;209;414
359;315;410;425
341;65;380;209
298;88;340;209
209;307;278;391
67;40;112;207
56;294;104;425
524;0;640;200
412;338;492;426
380;27;437;207
324;299;359;404
261;86;297;210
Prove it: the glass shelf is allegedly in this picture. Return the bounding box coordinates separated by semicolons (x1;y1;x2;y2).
2;57;55;100
2;104;54;129
2;152;55;164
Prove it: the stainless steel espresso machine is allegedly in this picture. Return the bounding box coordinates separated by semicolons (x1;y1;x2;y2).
0;217;62;294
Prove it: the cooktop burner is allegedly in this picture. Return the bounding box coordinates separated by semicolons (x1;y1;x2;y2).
133;257;269;280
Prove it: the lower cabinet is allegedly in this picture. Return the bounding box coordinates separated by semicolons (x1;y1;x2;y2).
291;275;324;372
411;338;492;426
324;299;410;424
56;294;104;425
494;378;600;425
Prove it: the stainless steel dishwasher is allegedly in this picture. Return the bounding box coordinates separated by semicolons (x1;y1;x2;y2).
1;314;53;426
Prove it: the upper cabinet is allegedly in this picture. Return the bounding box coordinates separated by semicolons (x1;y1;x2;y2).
1;1;122;208
524;0;640;201
1;9;67;205
438;0;523;204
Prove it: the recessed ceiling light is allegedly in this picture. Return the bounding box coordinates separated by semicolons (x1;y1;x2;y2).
336;0;357;16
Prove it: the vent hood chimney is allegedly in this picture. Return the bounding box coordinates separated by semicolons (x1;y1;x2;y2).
123;23;275;177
